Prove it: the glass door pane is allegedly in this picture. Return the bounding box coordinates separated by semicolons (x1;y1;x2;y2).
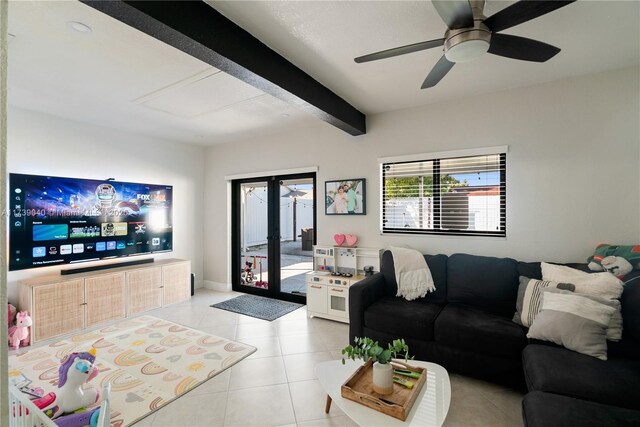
240;182;269;290
279;178;314;296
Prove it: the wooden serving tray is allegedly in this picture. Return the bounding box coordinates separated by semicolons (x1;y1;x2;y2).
340;359;427;421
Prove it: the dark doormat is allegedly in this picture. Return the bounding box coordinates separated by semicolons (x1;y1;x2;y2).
211;294;303;321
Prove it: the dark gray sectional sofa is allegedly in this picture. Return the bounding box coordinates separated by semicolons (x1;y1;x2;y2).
349;250;640;426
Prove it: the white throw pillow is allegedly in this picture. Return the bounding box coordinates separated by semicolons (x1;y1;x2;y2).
527;292;616;360
543;288;623;341
541;262;623;300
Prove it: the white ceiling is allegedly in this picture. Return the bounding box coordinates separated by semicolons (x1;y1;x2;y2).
7;0;315;146
7;1;640;146
210;0;640;114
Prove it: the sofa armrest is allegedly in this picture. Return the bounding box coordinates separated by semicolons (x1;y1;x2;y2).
349;273;387;344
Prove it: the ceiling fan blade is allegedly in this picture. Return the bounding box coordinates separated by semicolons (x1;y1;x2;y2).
432;0;474;29
421;55;454;89
484;1;576;33
488;33;560;62
354;38;445;63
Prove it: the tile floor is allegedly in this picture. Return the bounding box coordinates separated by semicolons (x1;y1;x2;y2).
131;289;523;426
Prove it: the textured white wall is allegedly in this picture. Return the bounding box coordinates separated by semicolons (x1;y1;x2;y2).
204;67;640;285
6;107;206;302
1;0;10;421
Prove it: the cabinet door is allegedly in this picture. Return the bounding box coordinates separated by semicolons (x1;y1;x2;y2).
85;273;126;327
306;283;328;314
32;280;84;342
127;267;162;316
162;262;191;306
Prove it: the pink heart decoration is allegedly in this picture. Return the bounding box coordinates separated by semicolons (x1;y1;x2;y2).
334;234;346;246
345;235;358;247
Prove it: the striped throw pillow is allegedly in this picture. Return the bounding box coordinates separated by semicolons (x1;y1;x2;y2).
513;276;575;327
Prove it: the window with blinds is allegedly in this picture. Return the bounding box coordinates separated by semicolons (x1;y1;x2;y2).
381;152;506;237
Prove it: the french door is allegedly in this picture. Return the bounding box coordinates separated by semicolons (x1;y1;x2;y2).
231;173;316;304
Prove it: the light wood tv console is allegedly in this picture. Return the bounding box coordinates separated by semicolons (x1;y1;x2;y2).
18;258;191;344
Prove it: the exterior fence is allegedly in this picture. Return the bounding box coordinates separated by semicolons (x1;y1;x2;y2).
241;187;313;249
384;195;500;231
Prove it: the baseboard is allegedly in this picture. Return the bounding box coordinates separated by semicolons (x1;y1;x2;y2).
195;280;205;289
203;280;231;292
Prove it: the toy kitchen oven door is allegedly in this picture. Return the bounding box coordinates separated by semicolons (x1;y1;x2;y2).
327;277;349;318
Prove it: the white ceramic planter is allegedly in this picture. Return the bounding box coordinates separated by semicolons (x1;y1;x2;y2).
372;362;394;395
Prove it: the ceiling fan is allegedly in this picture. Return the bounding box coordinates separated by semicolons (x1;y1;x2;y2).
354;0;577;89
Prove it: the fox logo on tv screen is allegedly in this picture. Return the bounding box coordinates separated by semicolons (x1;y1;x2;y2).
137;193;166;202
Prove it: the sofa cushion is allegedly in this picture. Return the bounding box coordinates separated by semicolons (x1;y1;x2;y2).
380;251;448;303
522;344;640;410
622;270;640;341
523;391;640;427
434;304;527;359
447;253;519;317
518;261;542;280
364;296;444;341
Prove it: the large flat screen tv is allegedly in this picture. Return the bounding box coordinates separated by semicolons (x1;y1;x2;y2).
9;173;173;271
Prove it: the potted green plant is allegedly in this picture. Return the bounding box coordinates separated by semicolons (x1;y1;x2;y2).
341;337;411;395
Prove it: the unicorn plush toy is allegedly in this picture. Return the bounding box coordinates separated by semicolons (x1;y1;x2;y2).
8;311;31;350
44;348;100;419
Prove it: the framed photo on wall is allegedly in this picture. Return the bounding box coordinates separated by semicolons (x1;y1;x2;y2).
325;178;366;215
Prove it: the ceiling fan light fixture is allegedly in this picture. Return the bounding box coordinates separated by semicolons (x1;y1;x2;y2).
443;24;491;63
445;39;490;63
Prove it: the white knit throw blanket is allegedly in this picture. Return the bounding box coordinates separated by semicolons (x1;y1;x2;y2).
389;247;435;301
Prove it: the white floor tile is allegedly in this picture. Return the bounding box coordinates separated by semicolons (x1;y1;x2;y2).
224;384;296;426
189;369;231;396
283;351;334;383
241;335;283;359
237;314;272;325
229;356;288;390
317;331;350;351
275;306;309;322
289;379;345;423
199;309;241;327
235;322;278;339
279;333;327;355
150;391;227;426
276;318;317;336
196;323;238;341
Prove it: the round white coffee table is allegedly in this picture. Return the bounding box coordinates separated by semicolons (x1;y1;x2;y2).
315;359;451;426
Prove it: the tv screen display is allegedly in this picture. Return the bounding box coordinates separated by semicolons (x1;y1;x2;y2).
9;173;173;271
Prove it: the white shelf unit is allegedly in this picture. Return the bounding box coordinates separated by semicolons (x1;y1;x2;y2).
307;245;382;323
312;245;382;276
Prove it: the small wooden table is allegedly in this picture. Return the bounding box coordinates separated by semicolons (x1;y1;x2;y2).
316;360;451;426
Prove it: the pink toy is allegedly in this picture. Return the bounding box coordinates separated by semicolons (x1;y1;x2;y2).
43;348;100;419
8;303;17;327
334;234;346;246
9;311;31;350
